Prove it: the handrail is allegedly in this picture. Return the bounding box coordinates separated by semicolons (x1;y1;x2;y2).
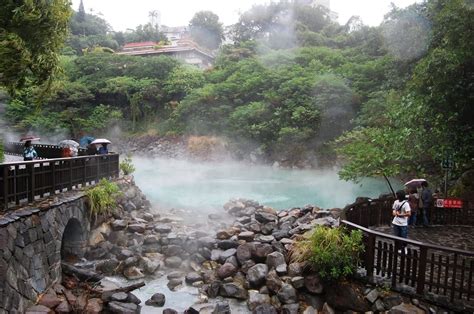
0;153;120;211
342;220;474;256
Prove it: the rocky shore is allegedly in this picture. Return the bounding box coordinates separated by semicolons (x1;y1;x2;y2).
27;179;446;313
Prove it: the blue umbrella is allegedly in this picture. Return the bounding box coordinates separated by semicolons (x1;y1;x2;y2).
79;136;95;148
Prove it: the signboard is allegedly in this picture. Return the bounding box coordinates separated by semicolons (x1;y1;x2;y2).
436;198;463;209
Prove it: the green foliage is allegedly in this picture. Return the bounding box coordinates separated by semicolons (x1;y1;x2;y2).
0;0;72;93
189;11;224;50
291;226;364;281
85;179;120;218
120;156;136;175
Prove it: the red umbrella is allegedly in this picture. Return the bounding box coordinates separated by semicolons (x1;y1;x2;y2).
404;179;427;189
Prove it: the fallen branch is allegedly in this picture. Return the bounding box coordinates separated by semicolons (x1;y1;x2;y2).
99;281;146;301
61;262;104;282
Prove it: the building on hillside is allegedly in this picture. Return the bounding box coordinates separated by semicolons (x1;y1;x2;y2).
160;25;189;43
118;40;214;69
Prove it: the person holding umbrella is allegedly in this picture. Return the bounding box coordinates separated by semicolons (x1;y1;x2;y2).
91;138;111;155
20;136;39;161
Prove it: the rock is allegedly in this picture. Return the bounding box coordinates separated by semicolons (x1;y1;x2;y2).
272;230;290;241
141;257;161;274
96;258;120;275
304;274;323;294
288;262;303;277
238;231;255;241
107;301;138;313
167;278;182;290
85;298;103;314
123;266;145;280
281;303;299;314
322;302;335;314
127;293;141;305
236;243;254;264
241;260;257;273
261;222;277;235
217;263;238;279
143;235;159;245
213;301;231;314
89;229;106;246
108;231;128;246
219;248;237;263
111;292;128;302
246;264;269;287
225;256;239;267
142;213;154;221
248;290;271;311
253;304;278;314
389;302;425;313
252;243;273;262
216;229;233;240
127;223;146;234
25;305;54;313
124;256;139;268
255;211;277;224
145;293;166;307
266;251;287;274
266;269;283;294
55;301;72;313
325;281;370;312
217;240;239;250
118;249;134;261
198;236;217;248
219;282;248;300
165;256;182;268
254;234;275;243
155;224;172;233
374;299;386;312
38;292;61;308
206;281;222;298
185;272;203;284
167;271;183;280
163;309;178;314
383;293;403;308
290;276;305;289
302;306;317;314
365;288;379;303
301;293;325;311
111;220;127;231
277;283;298;304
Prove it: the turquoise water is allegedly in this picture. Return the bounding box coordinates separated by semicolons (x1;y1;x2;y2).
133;157;394;210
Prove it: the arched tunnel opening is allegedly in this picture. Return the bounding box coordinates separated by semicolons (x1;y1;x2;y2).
61;218;87;263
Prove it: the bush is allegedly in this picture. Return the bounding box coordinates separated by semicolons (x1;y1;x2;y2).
85;179;120;218
120;155;135;175
290;226;363;281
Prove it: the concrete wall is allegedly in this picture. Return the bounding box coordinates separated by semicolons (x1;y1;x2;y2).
0;193;90;313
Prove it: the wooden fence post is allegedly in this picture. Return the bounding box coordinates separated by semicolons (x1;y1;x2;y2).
2;166;8;211
416;246;428;295
28;163;35;203
366;233;376;283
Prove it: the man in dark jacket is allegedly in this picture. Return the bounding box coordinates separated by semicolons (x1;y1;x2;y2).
420;181;432;226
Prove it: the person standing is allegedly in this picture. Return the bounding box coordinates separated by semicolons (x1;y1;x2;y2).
407;188;419;226
23;140;38;161
392;190;411;253
98;143;109;155
420;181;432;226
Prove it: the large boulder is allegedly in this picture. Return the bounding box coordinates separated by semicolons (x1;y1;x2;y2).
277;283;298;304
266;251;287;274
236;243;254;264
248;290;271;311
255;211;277;224
325;281;370;312
252;243;273;262
219;282;248;300
304;274;324;294
145;293;166;307
246;264;268;288
217;263;238;279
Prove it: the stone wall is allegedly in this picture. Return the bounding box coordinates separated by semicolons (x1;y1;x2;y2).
0;194;90;313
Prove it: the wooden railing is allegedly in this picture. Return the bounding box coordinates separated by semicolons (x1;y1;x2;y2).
342;220;474;309
342;197;474;309
0;154;119;211
344;197;474;227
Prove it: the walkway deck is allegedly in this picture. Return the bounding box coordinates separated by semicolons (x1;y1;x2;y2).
374;225;474;252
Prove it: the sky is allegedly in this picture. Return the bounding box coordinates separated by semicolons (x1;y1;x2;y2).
71;0;420;31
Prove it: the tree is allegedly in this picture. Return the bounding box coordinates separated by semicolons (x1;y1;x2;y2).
189;11;224;50
0;0;72;93
77;0;86;23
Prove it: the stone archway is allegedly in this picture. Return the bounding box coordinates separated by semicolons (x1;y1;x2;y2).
61;218;87;263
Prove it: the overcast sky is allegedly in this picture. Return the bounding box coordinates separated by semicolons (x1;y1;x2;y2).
71;0;420;31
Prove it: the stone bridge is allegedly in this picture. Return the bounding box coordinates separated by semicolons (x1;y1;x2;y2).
0;193;90;313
